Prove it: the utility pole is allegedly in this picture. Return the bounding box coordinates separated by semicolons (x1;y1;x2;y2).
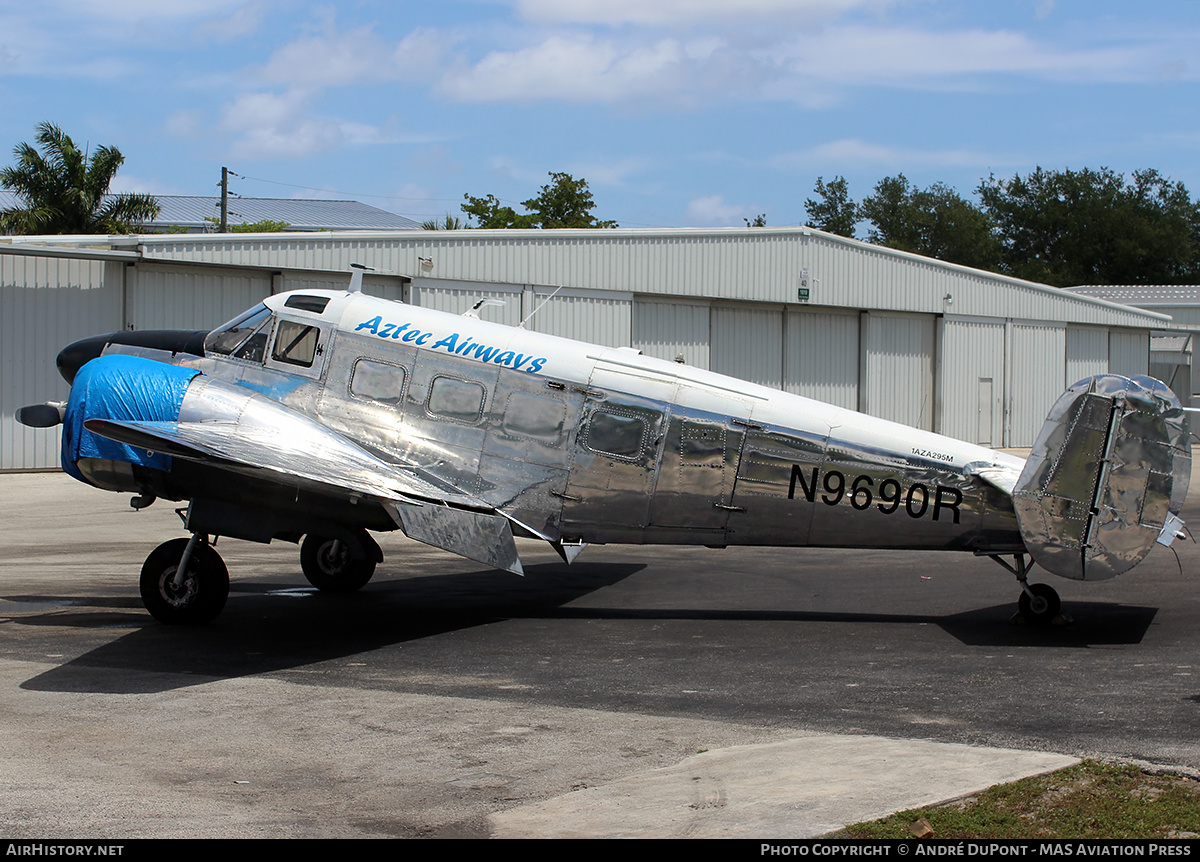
220;166;229;232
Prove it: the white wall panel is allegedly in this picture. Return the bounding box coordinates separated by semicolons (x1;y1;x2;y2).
411;278;522;326
783;307;858;410
938;317;1005;445
1066;326;1109;387
1008;322;1066;447
128;262;271;331
529;286;632;347
1;256;122;469
1109;329;1149;377
711;304;783;389
633;297;710;368
860;312;935;429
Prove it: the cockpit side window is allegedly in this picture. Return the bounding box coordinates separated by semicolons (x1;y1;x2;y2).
272;319;320;368
205;305;275;359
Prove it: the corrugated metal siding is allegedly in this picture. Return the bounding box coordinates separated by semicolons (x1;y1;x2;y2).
528;287;632;347
939;317;1005;445
783;307;858;409
1066;326;1109;387
632;297;711;368
1008;322;1066;447
711;304;783;389
1109;329;1149;377
134;229;1167;329
411;278;522;326
128;263;271;331
1;256;122;469
860;312;935;429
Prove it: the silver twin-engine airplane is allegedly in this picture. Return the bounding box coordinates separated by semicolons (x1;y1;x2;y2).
17;268;1193;625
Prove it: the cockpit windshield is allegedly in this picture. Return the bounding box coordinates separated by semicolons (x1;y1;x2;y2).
204;305;275;361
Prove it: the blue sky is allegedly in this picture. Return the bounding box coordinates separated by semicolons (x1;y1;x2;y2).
1;0;1198;230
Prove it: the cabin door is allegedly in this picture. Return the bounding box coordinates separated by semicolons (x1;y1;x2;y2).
648;407;746;533
562;393;667;530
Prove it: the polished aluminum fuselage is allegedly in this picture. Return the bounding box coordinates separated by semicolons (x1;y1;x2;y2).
168;290;1026;554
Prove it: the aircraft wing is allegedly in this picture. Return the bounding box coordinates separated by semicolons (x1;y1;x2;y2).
84;415;526;575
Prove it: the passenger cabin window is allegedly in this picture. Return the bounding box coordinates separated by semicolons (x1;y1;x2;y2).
586;410;646;459
503;392;566;442
205;305;274;360
427;377;485;424
351;359;406;405
272;320;320;368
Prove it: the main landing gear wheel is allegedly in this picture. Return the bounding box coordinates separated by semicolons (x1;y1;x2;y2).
300;533;376;593
1018;583;1061;625
140;537;229;625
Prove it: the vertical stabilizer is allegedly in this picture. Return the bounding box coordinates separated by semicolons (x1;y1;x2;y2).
1012;375;1190;581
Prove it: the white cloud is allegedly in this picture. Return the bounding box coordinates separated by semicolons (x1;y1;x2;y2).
260;24;450;87
222;90;357;160
770;138;1001;172
515;0;887;27
194;2;266;42
439;34;712;102
686;194;754;226
773;26;1146;85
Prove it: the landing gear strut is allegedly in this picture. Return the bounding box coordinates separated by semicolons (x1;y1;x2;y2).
300;531;377;593
140;534;229;625
984;552;1064;625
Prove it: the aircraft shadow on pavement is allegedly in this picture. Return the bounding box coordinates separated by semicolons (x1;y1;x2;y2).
13;565;1157;694
15;561;644;694
543;602;1158;648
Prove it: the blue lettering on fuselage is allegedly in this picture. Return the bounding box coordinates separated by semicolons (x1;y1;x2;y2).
354;316;547;374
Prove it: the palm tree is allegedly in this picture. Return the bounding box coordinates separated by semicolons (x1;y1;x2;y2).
421;213;465;230
0;122;160;235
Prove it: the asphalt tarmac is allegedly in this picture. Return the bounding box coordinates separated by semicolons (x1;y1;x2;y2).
0;470;1196;838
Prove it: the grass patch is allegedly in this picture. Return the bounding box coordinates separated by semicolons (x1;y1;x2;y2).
831;760;1200;839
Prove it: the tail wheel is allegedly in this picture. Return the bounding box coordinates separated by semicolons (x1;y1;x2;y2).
140;537;229;625
1018;583;1061;624
300;533;376;592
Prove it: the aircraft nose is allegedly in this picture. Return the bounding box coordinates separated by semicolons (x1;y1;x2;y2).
57;336;108;385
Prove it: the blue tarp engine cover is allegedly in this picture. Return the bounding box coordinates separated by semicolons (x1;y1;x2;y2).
62;355;202;482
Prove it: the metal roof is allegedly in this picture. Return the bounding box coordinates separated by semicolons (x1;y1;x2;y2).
1065;285;1200;305
0;191;421;232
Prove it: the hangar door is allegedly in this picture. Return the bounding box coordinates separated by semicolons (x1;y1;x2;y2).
1110;330;1149;378
127;262;272;332
1009;322;1066;448
633;297;711;369
784;307;858;410
1066;326;1108;387
859;312;935;430
711;304;782;389
1;255;122;470
939;317;1004;446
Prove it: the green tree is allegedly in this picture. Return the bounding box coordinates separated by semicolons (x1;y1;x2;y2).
204;217;290;233
0;122;160;235
804;176;858;237
461;172;616;229
859;174;1000;271
978;167;1200;286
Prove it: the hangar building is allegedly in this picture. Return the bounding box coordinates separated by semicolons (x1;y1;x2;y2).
0;226;1177;470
